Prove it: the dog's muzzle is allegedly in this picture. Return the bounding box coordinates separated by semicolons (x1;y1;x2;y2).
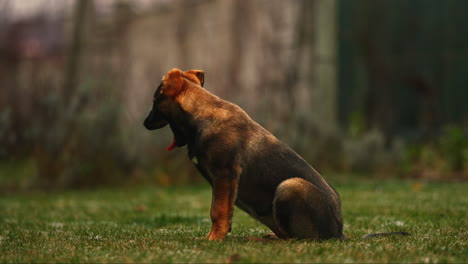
144;109;168;130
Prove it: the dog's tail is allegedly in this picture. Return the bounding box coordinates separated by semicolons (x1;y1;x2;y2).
360;231;410;239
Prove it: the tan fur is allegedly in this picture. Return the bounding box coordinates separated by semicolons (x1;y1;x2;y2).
145;68;345;241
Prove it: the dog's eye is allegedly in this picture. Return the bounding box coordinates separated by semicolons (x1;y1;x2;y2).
156;83;163;93
153;83;164;101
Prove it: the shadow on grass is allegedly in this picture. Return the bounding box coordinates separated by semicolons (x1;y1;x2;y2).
129;213;205;228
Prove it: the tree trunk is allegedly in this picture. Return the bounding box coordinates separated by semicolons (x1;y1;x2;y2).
63;0;89;101
313;0;338;132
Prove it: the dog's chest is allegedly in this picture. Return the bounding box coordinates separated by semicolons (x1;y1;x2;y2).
190;154;272;218
190;155;214;184
191;156;199;166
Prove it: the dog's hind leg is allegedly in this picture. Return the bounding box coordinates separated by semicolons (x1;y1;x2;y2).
255;215;289;239
272;178;344;240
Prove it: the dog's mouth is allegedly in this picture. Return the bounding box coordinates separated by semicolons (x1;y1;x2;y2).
167;137;177;151
144;108;187;151
167;123;187;151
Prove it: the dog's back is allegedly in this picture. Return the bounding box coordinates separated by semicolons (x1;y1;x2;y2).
184;86;344;240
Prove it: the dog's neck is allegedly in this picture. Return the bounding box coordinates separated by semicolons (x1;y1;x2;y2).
163;87;220;148
178;87;228;124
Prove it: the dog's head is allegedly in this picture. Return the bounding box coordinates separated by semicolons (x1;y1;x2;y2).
143;68;204;149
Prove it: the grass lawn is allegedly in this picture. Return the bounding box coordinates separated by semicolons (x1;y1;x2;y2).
0;178;466;263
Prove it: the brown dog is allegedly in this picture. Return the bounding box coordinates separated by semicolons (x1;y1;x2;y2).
144;68;344;241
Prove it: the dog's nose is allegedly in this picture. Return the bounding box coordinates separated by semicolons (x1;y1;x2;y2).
143;118;153;130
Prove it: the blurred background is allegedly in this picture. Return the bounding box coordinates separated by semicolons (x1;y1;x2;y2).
0;0;466;192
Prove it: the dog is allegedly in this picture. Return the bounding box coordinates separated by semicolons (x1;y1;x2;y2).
144;68;344;241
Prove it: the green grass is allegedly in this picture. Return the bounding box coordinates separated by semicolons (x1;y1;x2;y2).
0;179;467;263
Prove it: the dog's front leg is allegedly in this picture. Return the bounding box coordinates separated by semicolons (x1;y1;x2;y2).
207;175;239;241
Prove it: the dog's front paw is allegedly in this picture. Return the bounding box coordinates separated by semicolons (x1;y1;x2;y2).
207;231;226;241
263;233;280;240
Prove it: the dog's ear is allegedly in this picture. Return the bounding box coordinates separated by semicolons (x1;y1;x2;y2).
183;69;204;87
162;68;184;96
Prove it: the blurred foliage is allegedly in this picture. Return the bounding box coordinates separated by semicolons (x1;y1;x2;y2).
31;82;133;189
341;112;405;175
401;125;467;180
0;0;467;193
0;158;36;191
348;111;366;138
